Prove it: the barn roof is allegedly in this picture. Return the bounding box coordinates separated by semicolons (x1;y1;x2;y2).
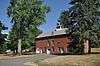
36;28;68;38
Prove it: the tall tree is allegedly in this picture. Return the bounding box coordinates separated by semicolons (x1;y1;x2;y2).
58;10;70;28
0;21;5;45
0;21;8;44
0;21;8;53
59;0;100;54
7;0;49;55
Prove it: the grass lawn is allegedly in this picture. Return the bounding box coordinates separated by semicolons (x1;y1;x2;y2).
32;54;56;63
40;54;100;66
32;48;100;66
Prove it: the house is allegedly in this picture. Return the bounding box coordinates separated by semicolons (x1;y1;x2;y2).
35;24;90;54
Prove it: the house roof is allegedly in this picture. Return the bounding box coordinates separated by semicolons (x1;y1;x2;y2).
36;28;68;38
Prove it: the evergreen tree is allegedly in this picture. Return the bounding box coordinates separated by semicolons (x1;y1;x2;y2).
59;0;100;54
0;21;8;53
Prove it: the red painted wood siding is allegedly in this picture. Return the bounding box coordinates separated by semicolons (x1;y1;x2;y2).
36;35;71;54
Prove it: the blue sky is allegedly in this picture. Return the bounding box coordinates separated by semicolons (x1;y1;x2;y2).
0;0;71;33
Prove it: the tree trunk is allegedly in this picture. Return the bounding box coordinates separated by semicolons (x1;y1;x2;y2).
15;48;18;55
84;40;91;54
18;39;22;55
88;40;91;54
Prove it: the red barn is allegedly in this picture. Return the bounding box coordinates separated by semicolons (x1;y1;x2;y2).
35;28;90;54
35;28;73;54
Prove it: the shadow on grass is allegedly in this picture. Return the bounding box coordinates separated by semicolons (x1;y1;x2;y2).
52;53;85;56
91;52;100;54
52;51;100;56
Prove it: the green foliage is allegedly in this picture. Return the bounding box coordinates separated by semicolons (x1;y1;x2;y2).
58;11;70;28
0;21;8;53
7;0;49;53
7;28;18;51
68;36;84;54
59;0;100;53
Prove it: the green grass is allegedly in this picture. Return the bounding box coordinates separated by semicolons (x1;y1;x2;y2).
31;48;100;66
38;63;76;66
38;62;100;66
90;58;100;66
31;54;77;66
92;62;100;66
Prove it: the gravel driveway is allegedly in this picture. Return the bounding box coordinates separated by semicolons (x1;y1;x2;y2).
0;55;34;66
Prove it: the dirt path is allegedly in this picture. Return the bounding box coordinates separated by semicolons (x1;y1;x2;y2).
0;55;37;66
0;55;33;60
